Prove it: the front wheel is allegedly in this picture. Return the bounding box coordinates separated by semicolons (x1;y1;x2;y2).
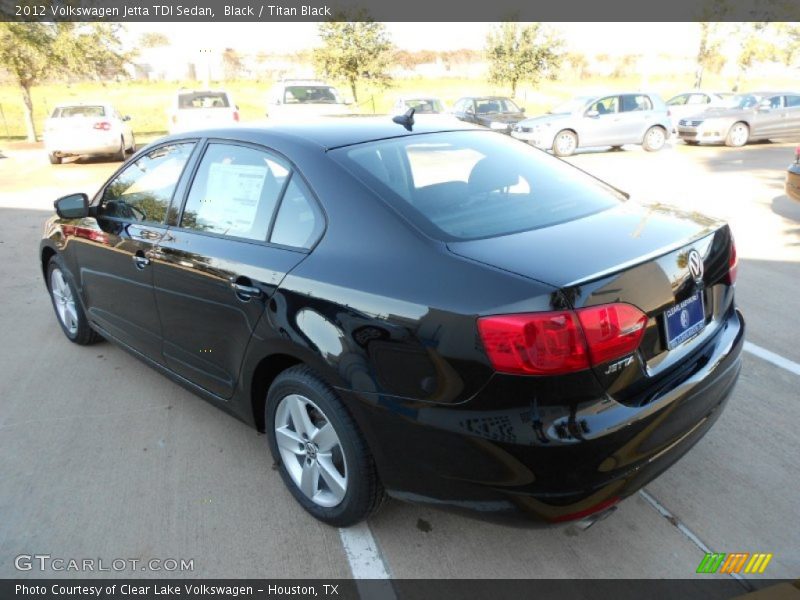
115;136;126;161
265;365;385;527
552;130;578;157
642;126;667;152
48;153;62;165
725;122;749;147
46;255;102;345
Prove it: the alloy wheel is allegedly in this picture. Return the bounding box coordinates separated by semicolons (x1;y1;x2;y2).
274;393;348;507
50;268;78;335
554;132;577;156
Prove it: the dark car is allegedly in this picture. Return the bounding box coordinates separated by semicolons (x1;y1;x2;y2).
450;96;526;133
40;117;743;528
787;145;800;202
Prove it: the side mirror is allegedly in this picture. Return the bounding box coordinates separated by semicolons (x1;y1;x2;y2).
586;110;600;118
235;105;240;111
122;115;131;122
519;107;526;113
54;193;89;219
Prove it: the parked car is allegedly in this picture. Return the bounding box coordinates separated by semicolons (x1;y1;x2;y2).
40;117;743;527
266;80;350;120
511;92;671;156
168;89;239;134
43;102;135;164
391;96;446;115
787;145;800;202
666;91;734;132
451;96;526;132
677;91;800;147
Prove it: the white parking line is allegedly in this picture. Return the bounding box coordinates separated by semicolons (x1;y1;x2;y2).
338;522;394;580
743;341;800;377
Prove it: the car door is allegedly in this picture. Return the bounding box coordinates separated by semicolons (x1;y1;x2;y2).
580;96;621;146
75;141;197;361
151;141;324;398
782;94;800;136
751;95;785;138
616;94;656;143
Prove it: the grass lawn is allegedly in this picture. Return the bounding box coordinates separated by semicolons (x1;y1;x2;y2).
1;71;797;142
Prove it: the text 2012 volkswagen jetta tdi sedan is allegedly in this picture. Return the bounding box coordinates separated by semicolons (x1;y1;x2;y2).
40;116;743;527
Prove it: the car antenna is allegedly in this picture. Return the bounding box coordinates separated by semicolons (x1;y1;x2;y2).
392;107;415;131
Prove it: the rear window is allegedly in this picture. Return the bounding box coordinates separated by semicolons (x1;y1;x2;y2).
53;106;106;118
332;131;623;241
284;86;341;104
178;92;230;109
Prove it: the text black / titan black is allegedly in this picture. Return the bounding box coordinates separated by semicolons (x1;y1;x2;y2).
40;116;743;527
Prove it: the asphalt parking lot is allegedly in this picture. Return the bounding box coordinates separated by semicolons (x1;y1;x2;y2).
0;137;798;587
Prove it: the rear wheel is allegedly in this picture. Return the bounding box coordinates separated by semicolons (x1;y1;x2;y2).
725;122;749;147
642;126;667;152
552;130;578;157
127;134;136;154
48;153;62;165
46;255;101;345
684;140;700;146
265;365;385;526
115;136;126;161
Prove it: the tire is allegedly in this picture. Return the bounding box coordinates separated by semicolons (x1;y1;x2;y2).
684;140;700;146
46;255;102;345
725;122;749;147
610;145;623;151
552;130;578;157
127;134;136;154
48;153;62;165
642;126;667;152
265;365;385;527
116;137;126;161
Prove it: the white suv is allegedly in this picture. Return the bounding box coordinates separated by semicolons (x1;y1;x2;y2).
266;80;350;121
168;89;240;134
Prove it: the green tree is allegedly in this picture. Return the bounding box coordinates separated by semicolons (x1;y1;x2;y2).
140;32;170;48
314;13;393;103
734;23;780;89
695;23;726;87
485;22;563;96
0;22;128;141
222;48;243;81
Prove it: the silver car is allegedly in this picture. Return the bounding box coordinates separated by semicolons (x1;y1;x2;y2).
511;92;671;156
677;91;800;147
666;91;734;132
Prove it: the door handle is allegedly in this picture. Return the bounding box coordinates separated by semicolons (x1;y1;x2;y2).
132;254;150;269
230;281;262;300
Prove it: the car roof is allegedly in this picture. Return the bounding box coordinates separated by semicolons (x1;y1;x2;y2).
159;115;482;151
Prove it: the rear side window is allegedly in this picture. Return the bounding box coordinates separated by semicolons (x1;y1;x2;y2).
101;143;195;224
785;95;800;107
53;106;106;118
333;131;621;241
181;143;289;241
270;176;324;249
621;94;653;112
178;92;230;109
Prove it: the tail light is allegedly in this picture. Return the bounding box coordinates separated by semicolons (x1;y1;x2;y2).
93;121;111;131
725;234;738;285
477;303;647;376
233;111;240;122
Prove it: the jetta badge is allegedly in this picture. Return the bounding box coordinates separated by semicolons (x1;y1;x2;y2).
688;249;704;282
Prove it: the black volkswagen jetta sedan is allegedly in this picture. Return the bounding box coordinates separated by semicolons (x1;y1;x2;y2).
40;116;743;527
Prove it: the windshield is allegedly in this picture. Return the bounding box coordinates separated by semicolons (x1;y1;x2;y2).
284;86;342;104
475;98;521;114
404;99;444;113
549;97;592;114
718;94;759;109
332;131;622;241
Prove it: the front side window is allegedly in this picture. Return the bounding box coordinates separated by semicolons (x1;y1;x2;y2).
786;95;800;108
101;143;195;224
667;95;688;106
180;143;289;241
588;96;618;115
334;131;622;241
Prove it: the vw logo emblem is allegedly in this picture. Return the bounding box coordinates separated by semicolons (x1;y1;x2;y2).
688;249;704;282
680;309;690;328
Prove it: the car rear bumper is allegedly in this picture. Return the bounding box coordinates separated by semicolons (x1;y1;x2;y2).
340;306;744;526
44;133;121;156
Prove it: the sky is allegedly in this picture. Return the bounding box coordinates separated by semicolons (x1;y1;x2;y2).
122;22;700;56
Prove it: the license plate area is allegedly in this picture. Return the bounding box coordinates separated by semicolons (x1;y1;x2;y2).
664;291;706;350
